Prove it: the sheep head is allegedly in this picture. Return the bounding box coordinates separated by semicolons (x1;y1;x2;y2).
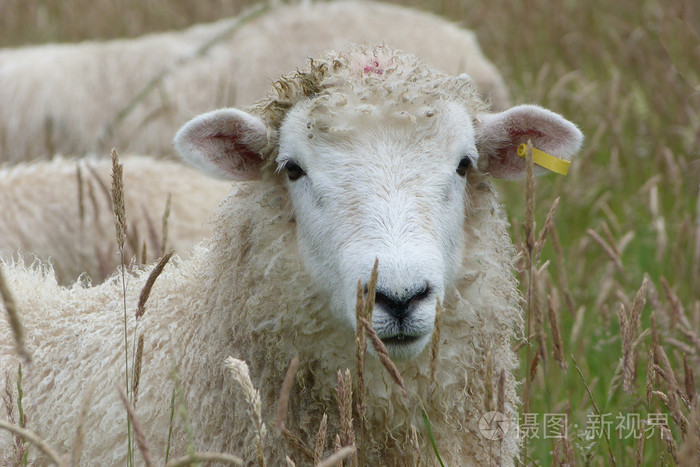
174;45;583;360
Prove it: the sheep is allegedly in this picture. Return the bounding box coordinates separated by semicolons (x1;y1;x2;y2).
0;155;231;284
0;45;582;465
0;0;510;164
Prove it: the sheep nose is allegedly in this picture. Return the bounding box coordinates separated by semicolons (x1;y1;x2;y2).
375;283;432;320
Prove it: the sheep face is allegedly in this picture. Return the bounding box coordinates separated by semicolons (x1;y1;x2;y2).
275;100;477;359
174;49;583;362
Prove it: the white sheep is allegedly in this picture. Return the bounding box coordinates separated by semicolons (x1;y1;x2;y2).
0;45;582;465
0;156;231;284
0;0;510;164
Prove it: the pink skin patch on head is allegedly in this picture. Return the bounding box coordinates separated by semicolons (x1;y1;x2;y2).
363;60;384;75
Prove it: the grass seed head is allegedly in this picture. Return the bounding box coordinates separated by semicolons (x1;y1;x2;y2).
110;148;127;251
359;318;407;398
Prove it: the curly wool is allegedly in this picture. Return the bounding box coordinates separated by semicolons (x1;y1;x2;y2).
254;44;487;160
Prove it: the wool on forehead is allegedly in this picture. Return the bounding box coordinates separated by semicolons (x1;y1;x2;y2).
251;44;486;157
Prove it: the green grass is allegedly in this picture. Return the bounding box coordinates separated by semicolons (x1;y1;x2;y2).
1;0;698;465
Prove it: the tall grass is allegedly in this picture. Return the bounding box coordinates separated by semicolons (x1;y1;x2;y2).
1;0;698;465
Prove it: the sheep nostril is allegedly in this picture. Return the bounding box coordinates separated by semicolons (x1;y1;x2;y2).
374;284;432;320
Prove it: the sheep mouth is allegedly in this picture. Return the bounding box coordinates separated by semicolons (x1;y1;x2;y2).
380;334;422;346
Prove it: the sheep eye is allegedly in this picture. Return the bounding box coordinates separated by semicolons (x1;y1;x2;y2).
284;160;306;181
456;156;472;176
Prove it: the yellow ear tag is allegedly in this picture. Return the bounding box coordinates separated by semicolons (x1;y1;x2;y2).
517;143;571;176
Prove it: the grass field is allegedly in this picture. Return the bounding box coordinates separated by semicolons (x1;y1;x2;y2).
1;0;699;465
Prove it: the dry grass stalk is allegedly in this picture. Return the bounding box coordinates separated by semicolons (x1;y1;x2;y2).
547;295;566;369
529;350;540;383
522;141;535;419
334;434;342;461
117;386;154;467
275;355;300;431
615;288;632;313
618;303;635;393
141;240;148;265
607;327;648;403
524;140;536;255
660;416;679;463
635;421;645;467
649;185;668;264
314;413;328;464
111;147;133;460
132;334;145;403
572;355;617;465
497;369;506;416
549;227;575;314
694;187;700;285
282;428;314;462
286;456;296;467
71;382;95;466
644;274;661;309
0;420;67;467
316;445;357;467
354;259;377;467
651;311;660;357
484;348;494;411
552;433;575;467
164;451;243;466
359;318;407;398
336;369;356;451
677;402;700;465
76;163;85;224
607;358;624;404
533;273;547;361
600;221;619;256
2;372;26;465
0;268;30;362
353;285;365;464
655;345;689;432
570;306;586;344
225;357;266;467
594;275;614;314
429;297;444;388
587;228;624;274
533;196;560;264
136;250;175;319
110;148;127;251
683;354;696;404
666;337;696;355
161;193;172;257
660;276;687;330
409;425;422;467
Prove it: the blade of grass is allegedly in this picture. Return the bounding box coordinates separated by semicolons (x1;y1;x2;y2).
420;408;445;467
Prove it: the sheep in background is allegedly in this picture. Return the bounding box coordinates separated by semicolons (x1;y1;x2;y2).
0;156;231;284
0;0;510;163
0;45;581;465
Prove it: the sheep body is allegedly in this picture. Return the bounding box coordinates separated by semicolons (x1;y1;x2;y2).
0;0;509;163
0;156;231;284
1;45;582;465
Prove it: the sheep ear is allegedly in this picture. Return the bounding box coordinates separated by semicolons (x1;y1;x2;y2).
174;108;268;180
474;104;583;179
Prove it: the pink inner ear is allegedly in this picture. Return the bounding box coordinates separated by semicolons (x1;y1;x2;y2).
509;128;546;141
206;134;264;180
487;129;548;179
